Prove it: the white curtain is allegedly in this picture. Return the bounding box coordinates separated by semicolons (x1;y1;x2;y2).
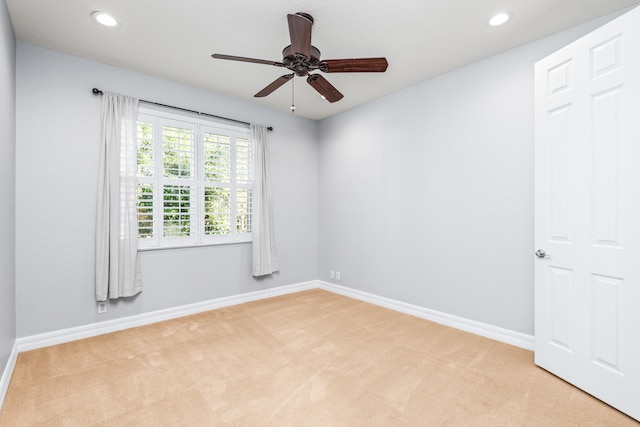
95;93;142;301
251;124;279;276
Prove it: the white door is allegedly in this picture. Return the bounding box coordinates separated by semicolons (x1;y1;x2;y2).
535;6;640;421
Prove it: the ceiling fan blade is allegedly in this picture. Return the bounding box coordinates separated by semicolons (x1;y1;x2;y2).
307;74;343;103
320;58;388;73
254;74;294;98
212;54;283;67
288;13;313;59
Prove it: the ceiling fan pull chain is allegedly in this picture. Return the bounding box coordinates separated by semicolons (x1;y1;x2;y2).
290;77;296;113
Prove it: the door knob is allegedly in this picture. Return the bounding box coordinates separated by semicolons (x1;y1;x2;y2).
535;249;547;259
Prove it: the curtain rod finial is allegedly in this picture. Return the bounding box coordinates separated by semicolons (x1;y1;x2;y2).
92;88;103;95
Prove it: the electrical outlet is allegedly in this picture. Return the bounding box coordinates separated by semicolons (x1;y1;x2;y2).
336;271;341;281
97;302;108;313
330;270;335;279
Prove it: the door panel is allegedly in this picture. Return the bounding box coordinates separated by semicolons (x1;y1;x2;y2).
535;5;640;421
591;87;622;246
548;267;572;351
590;274;622;372
548;105;573;242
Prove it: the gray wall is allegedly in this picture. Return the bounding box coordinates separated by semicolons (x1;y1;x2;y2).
0;0;16;374
16;42;318;337
317;13;625;336
13;9;630;340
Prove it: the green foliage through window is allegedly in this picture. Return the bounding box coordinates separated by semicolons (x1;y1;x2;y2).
204;187;230;235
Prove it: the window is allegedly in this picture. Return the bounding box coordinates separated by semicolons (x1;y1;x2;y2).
136;108;253;249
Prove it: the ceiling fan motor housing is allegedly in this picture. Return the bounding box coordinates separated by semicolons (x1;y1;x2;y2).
282;45;321;76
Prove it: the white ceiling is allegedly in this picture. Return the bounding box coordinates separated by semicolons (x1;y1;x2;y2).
7;0;640;120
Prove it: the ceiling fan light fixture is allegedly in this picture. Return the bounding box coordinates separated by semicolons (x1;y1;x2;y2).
91;11;119;28
488;11;512;27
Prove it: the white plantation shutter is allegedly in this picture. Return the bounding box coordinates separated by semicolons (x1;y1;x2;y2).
236;137;252;184
161;120;197;244
203;133;231;182
162;124;195;179
136;109;252;248
203;131;232;236
162;184;194;238
136;120;155;242
236;137;253;234
136;183;154;237
204;186;230;235
201;126;253;241
236;187;252;234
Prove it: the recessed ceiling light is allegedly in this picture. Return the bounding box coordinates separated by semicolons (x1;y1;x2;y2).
91;11;119;28
488;11;512;27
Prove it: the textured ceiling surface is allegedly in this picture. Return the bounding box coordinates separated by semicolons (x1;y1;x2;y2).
7;0;640;119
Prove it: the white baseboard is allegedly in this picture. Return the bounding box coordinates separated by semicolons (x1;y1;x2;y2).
0;342;19;410
14;279;533;355
318;281;535;350
16;280;317;353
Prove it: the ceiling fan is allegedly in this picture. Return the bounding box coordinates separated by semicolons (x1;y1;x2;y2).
211;12;388;103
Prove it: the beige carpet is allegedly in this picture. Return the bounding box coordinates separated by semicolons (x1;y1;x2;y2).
1;289;637;426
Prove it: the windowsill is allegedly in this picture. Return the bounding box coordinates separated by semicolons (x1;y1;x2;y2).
138;239;252;252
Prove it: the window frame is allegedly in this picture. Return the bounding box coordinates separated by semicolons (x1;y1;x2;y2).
136;106;253;250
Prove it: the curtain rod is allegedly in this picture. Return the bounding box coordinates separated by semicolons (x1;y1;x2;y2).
91;88;272;131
